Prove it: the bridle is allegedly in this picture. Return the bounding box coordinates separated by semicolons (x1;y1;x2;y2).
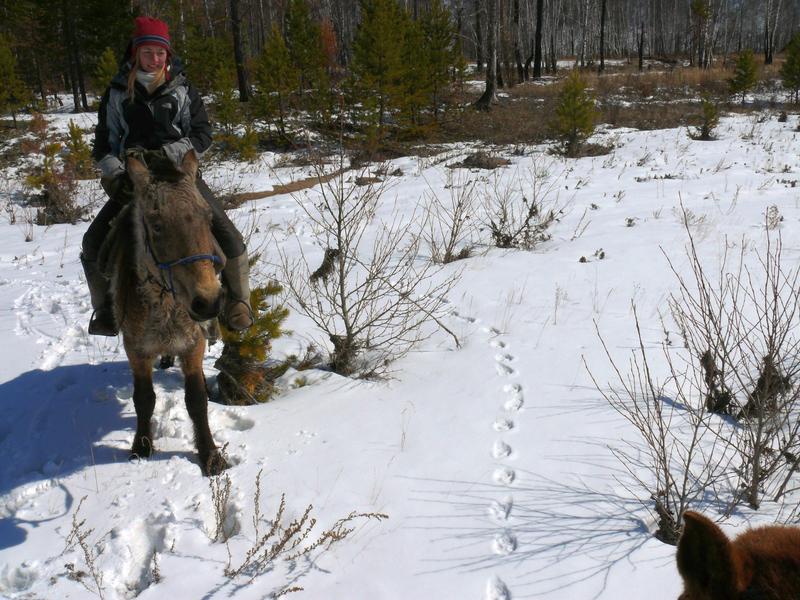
142;218;223;298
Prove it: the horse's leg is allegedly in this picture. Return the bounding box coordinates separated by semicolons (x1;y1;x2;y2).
129;354;156;459
180;338;228;476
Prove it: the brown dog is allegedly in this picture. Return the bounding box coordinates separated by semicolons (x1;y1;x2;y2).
676;510;800;599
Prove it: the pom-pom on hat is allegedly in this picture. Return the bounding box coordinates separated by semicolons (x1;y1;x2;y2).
132;16;171;55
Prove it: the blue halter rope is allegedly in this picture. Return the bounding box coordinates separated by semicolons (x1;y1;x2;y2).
142;220;223;298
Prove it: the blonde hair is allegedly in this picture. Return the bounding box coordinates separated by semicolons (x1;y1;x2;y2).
127;50;167;98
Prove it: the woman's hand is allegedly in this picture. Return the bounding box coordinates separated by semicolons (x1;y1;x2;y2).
163;138;195;168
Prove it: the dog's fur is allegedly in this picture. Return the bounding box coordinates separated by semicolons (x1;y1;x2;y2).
108;151;226;475
676;511;800;600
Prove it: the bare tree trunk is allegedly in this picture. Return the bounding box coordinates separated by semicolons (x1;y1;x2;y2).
474;0;497;110
475;0;484;71
638;20;645;71
229;0;251;101
513;0;524;82
533;0;544;78
599;0;607;72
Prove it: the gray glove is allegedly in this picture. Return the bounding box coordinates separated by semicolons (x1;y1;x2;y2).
98;154;124;179
162;138;196;168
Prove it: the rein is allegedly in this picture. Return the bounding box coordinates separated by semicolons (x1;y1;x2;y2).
142;219;223;298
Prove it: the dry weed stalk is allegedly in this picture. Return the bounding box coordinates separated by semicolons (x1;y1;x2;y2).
225;485;388;586
280;150;460;376
667;223;800;509
210;471;237;542
63;496;105;599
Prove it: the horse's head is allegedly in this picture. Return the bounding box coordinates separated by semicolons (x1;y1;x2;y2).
677;511;800;600
127;151;224;322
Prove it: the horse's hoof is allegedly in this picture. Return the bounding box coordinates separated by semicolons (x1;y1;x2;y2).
202;451;229;476
131;436;154;459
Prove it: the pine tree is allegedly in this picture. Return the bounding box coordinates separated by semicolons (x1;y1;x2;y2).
553;71;596;157
730;48;757;104
285;0;330;121
781;33;800;104
351;0;409;130
93;47;119;93
691;94;719;141
0;35;30;127
400;18;429;128
254;24;299;140
421;0;458;120
215;282;289;405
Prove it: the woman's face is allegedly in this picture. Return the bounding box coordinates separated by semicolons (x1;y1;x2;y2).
138;45;168;73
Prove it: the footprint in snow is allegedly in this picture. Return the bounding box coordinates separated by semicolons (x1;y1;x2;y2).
493;418;514;432
489;339;507;349
492;531;518;555
450;310;476;323
495;362;515;377
492;440;512;459
488;498;513;522
485;576;511;600
493;467;516;485
502;384;525;412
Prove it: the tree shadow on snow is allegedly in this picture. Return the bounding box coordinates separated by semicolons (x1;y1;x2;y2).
0;361;197;550
405;466;667;599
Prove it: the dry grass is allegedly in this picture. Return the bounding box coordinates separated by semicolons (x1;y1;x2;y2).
436;58;790;146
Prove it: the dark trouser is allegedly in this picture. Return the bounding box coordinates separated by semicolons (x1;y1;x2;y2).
81;173;246;262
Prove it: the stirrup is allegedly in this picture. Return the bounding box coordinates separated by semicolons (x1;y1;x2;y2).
88;308;119;337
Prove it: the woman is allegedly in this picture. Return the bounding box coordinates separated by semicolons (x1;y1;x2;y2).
81;16;253;336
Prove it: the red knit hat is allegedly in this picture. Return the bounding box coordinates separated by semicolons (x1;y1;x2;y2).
132;16;171;55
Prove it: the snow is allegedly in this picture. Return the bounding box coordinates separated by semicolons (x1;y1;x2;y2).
1;106;800;599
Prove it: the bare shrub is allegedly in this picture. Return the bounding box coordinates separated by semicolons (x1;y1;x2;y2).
280;152;460;376
668;225;800;510
481;158;564;250
588;310;732;545
423;170;479;264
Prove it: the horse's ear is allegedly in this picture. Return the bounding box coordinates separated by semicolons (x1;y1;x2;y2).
676;511;737;599
127;156;151;188
181;149;198;181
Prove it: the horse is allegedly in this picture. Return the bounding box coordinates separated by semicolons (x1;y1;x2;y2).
676;511;800;599
102;150;228;476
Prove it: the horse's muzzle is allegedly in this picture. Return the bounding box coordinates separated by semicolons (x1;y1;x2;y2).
190;294;222;322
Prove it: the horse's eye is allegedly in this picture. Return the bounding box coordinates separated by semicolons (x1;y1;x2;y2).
151;223;163;234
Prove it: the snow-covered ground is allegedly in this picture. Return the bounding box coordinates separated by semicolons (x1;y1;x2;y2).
1;107;799;599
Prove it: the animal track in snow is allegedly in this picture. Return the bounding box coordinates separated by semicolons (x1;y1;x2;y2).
489;339;506;349
485;576;511;600
493;418;514;432
492;440;512;458
494;362;515;377
488;497;513;522
502;384;525;412
450;310;477;323
493;467;516;485
492;531;518;555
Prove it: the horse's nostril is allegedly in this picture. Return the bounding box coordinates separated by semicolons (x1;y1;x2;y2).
191;295;221;320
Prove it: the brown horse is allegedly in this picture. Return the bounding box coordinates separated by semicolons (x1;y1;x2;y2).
676;511;800;599
103;150;228;475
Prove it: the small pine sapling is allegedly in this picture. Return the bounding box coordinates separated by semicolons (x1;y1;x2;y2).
780;33;800;104
65;120;95;178
690;95;719;140
93;47;119;93
729;49;757;104
553;71;596;157
215;281;289;405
